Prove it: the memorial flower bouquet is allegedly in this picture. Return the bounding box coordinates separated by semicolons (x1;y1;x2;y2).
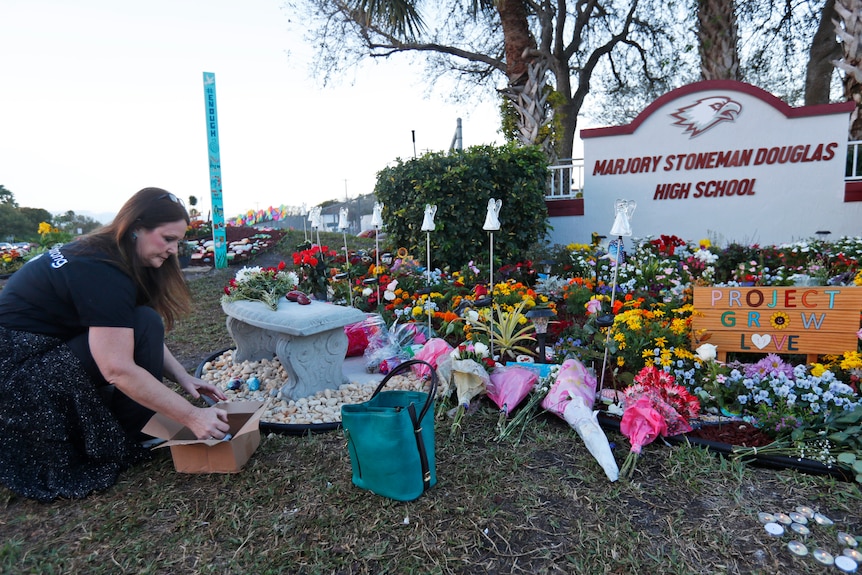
448;341;495;434
496;366;559;442
292;244;338;299
618;365;700;479
222;262;299;311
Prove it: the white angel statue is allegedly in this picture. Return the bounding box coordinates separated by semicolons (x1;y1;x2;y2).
610;199;636;237
483;198;502;231
371;202;384;228
338;207;349;230
309;206;322;229
421;204;437;232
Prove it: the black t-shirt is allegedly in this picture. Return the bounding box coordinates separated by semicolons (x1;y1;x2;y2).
0;243;137;340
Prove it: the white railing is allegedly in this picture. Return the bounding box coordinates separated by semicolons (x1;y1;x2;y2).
847;140;862;180
547;159;584;199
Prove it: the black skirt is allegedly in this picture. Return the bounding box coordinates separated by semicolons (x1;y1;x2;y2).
0;326;149;503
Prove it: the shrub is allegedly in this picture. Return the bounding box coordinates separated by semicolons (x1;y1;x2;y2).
374;144;549;271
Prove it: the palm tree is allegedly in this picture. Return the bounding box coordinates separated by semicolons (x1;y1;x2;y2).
806;0;842;105
697;0;740;80
347;0;548;149
834;0;862;138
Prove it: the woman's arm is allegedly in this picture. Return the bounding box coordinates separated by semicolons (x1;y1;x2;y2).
162;344;227;404
89;326;229;439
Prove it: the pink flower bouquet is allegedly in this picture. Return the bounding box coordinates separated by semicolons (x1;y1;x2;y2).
486;366;538;417
540;359;619;481
540;358;597;416
618;366;700;479
412;337;454;379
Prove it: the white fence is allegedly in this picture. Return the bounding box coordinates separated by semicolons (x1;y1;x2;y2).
847;140;862;181
547;159;584;199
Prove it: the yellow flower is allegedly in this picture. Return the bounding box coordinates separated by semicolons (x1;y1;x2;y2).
674;348;694;360
769;311;790;330
670;318;687;334
810;363;827;377
411;306;423;317
38;221;52;235
840;351;862;370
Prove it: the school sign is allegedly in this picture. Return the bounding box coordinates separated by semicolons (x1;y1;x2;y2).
551;80;862;246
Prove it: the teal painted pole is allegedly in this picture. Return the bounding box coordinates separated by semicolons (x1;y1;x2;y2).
203;72;227;269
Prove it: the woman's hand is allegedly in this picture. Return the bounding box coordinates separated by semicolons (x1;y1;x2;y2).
187;405;231;440
178;374;227;404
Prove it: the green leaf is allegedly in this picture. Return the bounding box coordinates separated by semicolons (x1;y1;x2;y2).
837;452;857;464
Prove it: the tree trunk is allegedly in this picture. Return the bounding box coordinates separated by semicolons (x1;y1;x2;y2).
497;0;534;86
503;60;553;155
497;0;553;154
806;0;841;105
834;0;862;138
698;0;740;81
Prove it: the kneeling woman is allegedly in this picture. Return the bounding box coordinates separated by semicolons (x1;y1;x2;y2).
0;187;229;502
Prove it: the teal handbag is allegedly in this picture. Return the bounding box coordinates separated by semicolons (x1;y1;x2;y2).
341;359;438;501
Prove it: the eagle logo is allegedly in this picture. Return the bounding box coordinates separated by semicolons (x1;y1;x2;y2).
670;96;742;138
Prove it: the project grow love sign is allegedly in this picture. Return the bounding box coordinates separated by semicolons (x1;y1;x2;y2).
692;286;862;362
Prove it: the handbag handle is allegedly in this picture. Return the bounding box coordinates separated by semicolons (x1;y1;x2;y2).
370;358;438;423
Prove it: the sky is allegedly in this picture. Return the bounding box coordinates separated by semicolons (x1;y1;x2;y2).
1;0;506;223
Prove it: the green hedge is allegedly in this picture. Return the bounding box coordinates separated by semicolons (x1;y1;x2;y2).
374;144;549;271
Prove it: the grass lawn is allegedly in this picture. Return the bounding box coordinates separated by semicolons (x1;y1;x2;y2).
1;233;860;574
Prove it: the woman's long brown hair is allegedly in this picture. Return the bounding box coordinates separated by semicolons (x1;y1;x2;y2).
76;187;192;330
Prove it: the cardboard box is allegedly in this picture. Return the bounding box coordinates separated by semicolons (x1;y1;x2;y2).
141;401;265;473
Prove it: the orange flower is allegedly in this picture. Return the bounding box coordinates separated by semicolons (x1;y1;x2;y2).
436;311;459;323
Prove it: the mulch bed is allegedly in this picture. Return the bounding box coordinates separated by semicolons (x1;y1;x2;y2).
687;420;775;448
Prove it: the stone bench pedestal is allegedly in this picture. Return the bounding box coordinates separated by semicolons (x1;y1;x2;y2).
221;299;367;400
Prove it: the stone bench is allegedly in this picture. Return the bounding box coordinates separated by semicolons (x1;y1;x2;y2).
221;299;367;400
